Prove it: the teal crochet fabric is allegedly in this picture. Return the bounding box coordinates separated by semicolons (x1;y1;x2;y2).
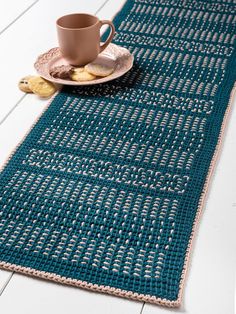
0;0;236;307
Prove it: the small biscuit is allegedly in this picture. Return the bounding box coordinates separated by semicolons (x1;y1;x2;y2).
70;67;96;81
18;75;35;93
28;76;57;98
50;65;74;79
85;63;115;77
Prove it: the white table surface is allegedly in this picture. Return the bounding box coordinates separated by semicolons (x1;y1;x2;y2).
0;1;235;313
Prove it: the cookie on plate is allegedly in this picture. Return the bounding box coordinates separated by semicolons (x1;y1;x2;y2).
28;76;57;98
50;65;74;79
85;63;115;77
18;75;35;93
70;67;96;81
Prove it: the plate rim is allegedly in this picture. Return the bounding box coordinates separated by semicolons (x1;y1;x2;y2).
34;44;134;86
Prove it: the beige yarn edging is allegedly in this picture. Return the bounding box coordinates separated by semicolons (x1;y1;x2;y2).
175;82;236;306
0;84;235;307
0;91;59;173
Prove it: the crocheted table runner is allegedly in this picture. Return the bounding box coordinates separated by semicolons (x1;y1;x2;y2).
0;0;236;307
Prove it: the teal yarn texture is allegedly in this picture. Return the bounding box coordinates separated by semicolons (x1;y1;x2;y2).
0;0;236;307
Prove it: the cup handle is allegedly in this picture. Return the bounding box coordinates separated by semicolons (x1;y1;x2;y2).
99;20;115;53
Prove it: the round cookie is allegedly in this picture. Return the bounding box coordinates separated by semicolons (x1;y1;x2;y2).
50;65;74;79
18;75;35;93
85;63;115;77
70;67;96;82
28;76;57;98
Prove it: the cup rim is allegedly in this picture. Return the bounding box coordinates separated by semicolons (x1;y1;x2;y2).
56;13;99;30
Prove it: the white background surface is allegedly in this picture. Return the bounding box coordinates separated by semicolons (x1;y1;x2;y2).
0;1;235;313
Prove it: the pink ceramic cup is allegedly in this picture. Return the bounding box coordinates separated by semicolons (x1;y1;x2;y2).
56;13;115;66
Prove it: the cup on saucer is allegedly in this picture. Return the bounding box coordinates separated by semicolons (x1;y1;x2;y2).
56;13;115;66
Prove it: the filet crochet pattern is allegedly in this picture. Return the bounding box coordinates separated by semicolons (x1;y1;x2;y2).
0;0;236;307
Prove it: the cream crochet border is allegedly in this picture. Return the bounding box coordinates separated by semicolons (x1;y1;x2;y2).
0;84;235;307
